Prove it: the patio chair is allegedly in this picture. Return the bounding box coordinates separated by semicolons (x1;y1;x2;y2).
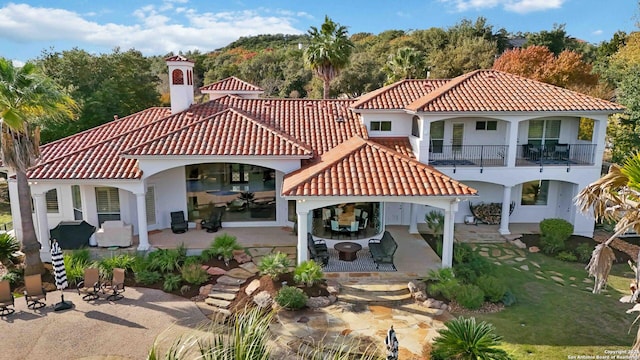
553;143;570;160
358;217;369;234
349;221;359;238
103;268;126;301
77;268;101;301
24;274;47;309
307;233;329;266
170;211;188;234
330;220;341;239
0;280;15;316
202;206;224;233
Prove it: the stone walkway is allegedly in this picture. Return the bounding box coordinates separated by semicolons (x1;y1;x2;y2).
473;243;595;291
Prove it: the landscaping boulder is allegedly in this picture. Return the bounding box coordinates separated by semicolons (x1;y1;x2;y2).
511;239;527;249
199;284;214;297
412;290;427;302
408;280;426;294
253;290;272;308
233;249;252;264
529;246;540;253
306;296;331;309
422;298;443;309
207;267;227;275
326;280;341;295
245;279;261;296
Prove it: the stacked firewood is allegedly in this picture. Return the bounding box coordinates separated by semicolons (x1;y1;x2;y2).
469;202;515;225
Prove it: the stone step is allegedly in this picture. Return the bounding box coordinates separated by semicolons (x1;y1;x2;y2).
239;262;259;274
339;281;412;305
217;275;247;286
212;284;241;293
226;268;254;280
208;292;237;301
205;297;232;308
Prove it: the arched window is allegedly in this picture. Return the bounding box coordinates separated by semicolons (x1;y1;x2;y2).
411;116;421;137
172;69;184;85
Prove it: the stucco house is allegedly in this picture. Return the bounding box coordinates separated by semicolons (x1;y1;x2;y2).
6;55;624;268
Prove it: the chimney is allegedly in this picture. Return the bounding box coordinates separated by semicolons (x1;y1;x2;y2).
165;55;195;114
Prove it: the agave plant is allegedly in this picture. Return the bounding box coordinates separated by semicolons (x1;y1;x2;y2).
432;317;511;360
0;233;20;267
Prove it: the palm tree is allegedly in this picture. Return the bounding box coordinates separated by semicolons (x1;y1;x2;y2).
304;16;354;99
432;317;512;360
576;153;640;294
0;58;75;275
382;47;428;85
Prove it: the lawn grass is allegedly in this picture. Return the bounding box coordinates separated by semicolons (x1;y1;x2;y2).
467;247;636;359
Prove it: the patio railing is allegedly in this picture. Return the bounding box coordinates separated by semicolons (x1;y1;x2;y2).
428;145;508;172
515;143;597;170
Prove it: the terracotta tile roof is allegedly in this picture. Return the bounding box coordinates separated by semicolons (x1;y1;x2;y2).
369;137;415;158
282;136;477;197
351;79;449;110
407;70;626;112
165;55;193;63
27;98;365;180
124;108;313;157
200;76;264;93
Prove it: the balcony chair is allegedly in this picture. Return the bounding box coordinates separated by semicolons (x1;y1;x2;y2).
77;268;101;301
553;143;570;161
24;274;47;309
103;268;126;301
0;280;15;316
524;143;541;161
170;211;188;234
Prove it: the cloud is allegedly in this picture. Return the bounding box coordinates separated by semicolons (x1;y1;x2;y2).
592;29;603;36
439;0;564;13
0;3;305;56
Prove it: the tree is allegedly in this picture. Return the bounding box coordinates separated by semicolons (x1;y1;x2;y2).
524;24;581;55
38;48;160;143
429;37;497;78
432;317;512;360
382;47;428;84
0;58;76;275
304;16;354;98
493;45;599;93
608;65;640;164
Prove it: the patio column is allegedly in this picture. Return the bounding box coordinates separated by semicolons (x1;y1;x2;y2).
506;121;519;167
296;208;309;264
499;186;512;235
135;192;150;251
33;192;51;262
408;204;418;234
441;201;457;268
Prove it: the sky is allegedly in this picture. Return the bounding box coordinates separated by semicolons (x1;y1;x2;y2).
0;0;637;65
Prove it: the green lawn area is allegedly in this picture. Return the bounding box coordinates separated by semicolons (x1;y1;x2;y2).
467;244;636;360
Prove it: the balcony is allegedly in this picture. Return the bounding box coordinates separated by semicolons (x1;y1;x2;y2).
428;145;507;172
515;143;596;168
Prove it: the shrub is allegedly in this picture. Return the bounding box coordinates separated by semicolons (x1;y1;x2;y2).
501;290;517;306
183;255;202;267
454;255;493;284
539;218;573;255
163;273;183;292
293;260;323;287
135;270;162;285
147;248;183;273
0;233;20;267
423;267;455;282
1;268;22;287
574;243;593;263
453;243;474;264
202;233;243;266
427;278;460;301
432;317;511;360
275;286;308;309
475;275;507;303
181;263;209;285
64;249;93;285
454;284;485;310
556;251;578;262
98;254;137;277
258;252;291;281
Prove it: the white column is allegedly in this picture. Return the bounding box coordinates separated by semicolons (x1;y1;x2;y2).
408;204;418;234
441;202;457;268
499;186;512;235
506;121;519;167
296;208;309;264
33;192;51;261
136;192;150;251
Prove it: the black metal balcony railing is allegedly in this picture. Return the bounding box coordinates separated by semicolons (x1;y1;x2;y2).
428;145;508;171
515;143;597;168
